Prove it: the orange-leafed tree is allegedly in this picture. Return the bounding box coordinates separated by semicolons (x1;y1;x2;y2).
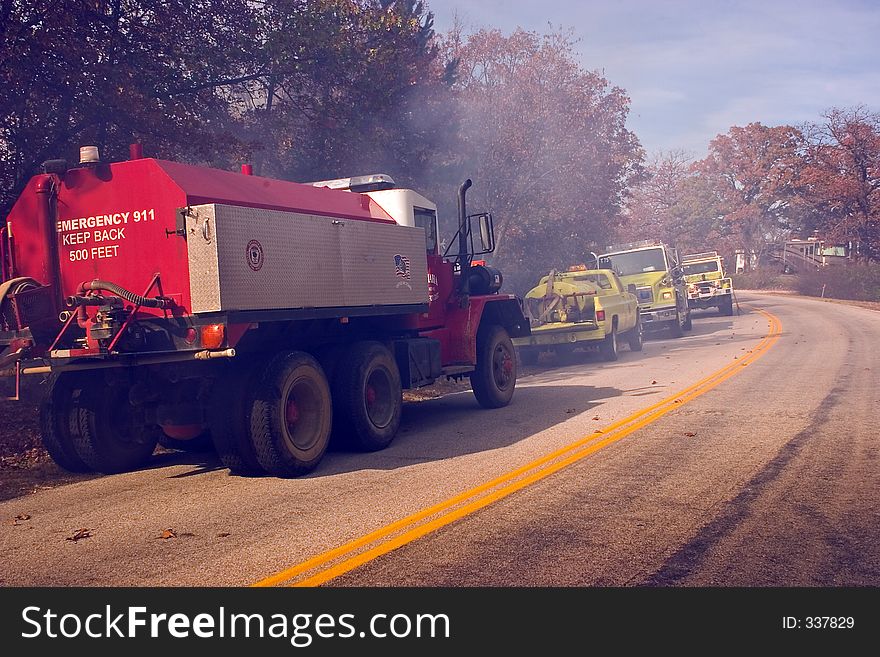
693;122;806;266
799;106;880;260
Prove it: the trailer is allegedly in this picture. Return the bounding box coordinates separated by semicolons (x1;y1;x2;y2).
0;145;529;476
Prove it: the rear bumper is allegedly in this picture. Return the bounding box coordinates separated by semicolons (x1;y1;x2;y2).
512;322;603;348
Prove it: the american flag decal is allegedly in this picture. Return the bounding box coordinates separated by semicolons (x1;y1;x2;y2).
394;254;411;279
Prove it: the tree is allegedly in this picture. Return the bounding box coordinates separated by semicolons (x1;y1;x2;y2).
693;122;806;266
620;149;693;242
0;0;260;217
236;0;457;189
799;106;880;260
441;27;644;290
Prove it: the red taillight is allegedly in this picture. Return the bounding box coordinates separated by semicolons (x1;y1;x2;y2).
596;310;606;322
184;328;197;345
9;337;32;351
201;324;225;349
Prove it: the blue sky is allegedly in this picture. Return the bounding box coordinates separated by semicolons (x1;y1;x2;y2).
428;0;880;157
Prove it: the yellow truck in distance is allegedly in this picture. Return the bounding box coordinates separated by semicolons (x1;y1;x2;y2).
681;251;734;316
512;267;642;364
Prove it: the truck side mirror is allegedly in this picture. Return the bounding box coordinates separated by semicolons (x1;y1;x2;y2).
627;284;637;295
468;212;495;254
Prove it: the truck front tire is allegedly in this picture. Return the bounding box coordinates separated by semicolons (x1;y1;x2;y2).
721;296;734;316
249;351;332;477
471;325;516;408
332;341;402;452
669;312;685;338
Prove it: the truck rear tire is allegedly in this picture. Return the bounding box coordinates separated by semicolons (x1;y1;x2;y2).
471;324;516;408
39;372;92;472
209;362;264;474
627;317;644;352
332;341;402;451
599;324;619;361
74;375;158;474
518;346;539;366
249;351;332;477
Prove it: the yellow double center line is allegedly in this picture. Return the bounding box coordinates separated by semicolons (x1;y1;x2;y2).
254;307;782;587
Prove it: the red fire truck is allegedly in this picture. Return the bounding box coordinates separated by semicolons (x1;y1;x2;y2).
0;145;528;476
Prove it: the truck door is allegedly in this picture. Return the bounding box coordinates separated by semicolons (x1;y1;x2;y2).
414;207;450;329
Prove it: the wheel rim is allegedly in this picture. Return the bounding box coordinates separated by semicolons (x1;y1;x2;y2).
493;342;514;390
364;367;395;429
282;374;324;452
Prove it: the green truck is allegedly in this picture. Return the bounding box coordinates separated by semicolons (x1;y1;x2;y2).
513;267;642;363
598;240;692;337
681;251;734;315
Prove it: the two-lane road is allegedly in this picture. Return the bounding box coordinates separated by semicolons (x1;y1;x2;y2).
2;293;878;586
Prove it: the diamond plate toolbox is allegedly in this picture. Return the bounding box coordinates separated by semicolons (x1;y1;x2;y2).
185;204;428;314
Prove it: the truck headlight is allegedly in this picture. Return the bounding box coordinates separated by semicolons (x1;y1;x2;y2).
661;291;673;300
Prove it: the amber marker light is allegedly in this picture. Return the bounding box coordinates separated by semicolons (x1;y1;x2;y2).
201;324;225;349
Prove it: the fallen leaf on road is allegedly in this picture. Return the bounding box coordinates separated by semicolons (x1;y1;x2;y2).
15;514;31;521
216;532;231;538
593;430;602;434
673;399;682;404
565;408;576;414
159;529;177;540
651;380;657;385
592;416;600;420
733;356;738;359
685;432;697;437
66;528;91;542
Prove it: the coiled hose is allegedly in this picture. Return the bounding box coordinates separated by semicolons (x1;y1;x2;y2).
77;279;171;308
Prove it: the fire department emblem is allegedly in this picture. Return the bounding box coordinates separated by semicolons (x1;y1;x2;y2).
246;239;264;271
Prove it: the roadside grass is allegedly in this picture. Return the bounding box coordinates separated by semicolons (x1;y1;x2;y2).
734;264;880;307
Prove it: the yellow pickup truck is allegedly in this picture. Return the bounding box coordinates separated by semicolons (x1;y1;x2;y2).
512;267;642;363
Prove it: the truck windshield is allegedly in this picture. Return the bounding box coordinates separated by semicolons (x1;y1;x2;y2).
599;248;666;276
682;261;719;275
